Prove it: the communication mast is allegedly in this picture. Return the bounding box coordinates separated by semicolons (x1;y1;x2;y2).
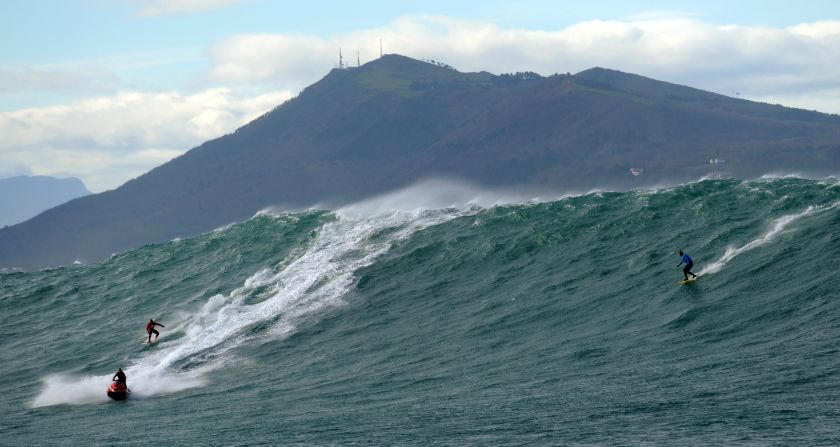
339;47;344;69
379;38;383;57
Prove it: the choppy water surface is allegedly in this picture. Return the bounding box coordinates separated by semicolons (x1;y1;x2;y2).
3;178;840;445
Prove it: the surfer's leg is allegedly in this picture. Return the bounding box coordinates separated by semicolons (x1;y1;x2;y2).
152;328;160;340
686;262;696;279
147;330;152;342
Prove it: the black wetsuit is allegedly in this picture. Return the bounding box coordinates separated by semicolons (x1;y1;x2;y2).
113;370;126;386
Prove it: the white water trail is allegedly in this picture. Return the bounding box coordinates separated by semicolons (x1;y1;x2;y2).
31;195;479;407
31;368;212;407
699;202;839;276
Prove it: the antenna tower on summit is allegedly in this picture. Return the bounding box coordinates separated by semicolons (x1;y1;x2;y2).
379;38;383;57
339;47;344;69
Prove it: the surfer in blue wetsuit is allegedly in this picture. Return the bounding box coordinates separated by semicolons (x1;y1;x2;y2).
677;250;698;281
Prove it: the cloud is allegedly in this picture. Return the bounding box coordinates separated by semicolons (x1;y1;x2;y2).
205;16;840;113
136;0;244;17
0;88;293;192
0;163;32;178
207;33;333;88
5;14;840;194
0;65;119;93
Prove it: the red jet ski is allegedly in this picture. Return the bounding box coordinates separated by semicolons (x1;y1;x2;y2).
107;382;130;401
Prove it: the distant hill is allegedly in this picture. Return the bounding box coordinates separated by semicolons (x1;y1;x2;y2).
1;54;839;270
0;176;89;228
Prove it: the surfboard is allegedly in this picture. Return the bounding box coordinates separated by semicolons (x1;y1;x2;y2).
679;277;698;285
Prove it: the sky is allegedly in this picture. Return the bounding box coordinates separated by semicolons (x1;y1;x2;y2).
1;0;839;192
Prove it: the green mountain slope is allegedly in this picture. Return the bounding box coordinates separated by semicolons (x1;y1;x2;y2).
1;55;838;270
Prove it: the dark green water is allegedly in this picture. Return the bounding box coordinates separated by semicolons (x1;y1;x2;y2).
3;178;840;445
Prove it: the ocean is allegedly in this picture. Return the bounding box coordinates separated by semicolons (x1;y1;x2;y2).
2;177;840;445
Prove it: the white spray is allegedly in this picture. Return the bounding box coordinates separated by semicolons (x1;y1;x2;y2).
31;180;506;407
699;201;839;276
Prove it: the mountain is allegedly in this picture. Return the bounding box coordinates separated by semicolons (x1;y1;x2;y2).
2;54;839;270
0;176;90;228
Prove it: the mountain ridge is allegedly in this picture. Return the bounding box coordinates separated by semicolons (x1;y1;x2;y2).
0;176;90;229
2;54;839;270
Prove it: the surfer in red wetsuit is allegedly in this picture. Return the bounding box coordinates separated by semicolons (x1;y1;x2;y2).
146;319;165;343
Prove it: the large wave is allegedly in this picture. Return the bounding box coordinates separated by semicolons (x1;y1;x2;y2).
30;181;503;407
11;177;840;446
